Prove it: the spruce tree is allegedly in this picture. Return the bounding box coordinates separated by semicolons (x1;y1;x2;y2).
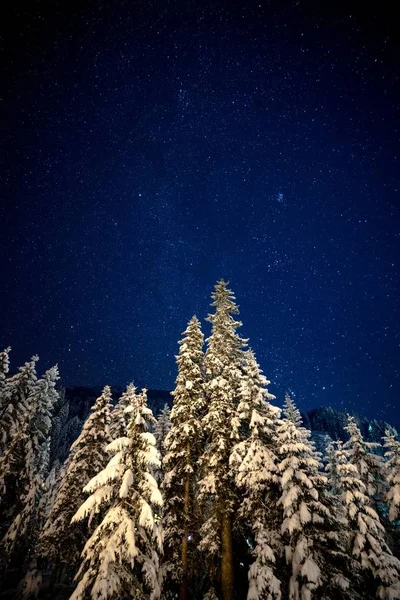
330;440;400;599
71;387;163;600
109;383;136;441
383;429;400;523
282;393;302;428
163;315;205;600
0;346;11;393
0;355;39;470
229;350;282;600
1;366;59;563
38;386;113;571
344;416;386;503
154;403;172;463
199;280;247;600
276;400;354;600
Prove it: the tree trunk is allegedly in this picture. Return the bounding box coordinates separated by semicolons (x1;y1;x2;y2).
179;463;191;600
221;502;233;600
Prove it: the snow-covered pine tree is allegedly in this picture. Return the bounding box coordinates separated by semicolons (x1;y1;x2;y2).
0;346;11;393
282;393;303;428
1;366;60;565
199;280;248;600
276;397;355;600
38;386;113;572
71;387;163;600
0;355;39;472
109;383;136;441
154;403;172;463
383;429;400;523
344;416;386;507
229;350;282;600
163;315;205;600
330;440;400;599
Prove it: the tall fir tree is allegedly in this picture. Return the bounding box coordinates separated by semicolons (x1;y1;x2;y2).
329;440;400;599
109;383;136;441
1;366;59;565
0;355;39;475
154;403;172;463
71;387;163;600
276;399;355;600
199;280;247;600
0;346;11;393
344;417;386;508
383;429;400;523
282;393;303;428
163;315;205;600
229;350;282;600
38;386;113;572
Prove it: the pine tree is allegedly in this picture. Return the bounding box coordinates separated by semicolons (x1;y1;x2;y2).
330;440;400;599
383;429;400;523
199;280;248;600
1;366;59;563
163;315;205;600
38;386;113;571
276;401;354;600
109;383;136;441
229;350;282;600
282;394;303;428
344;417;386;506
0;346;11;392
71;388;163;600
154;403;172;463
0;355;39;471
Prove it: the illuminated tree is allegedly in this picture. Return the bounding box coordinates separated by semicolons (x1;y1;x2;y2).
383;428;400;522
330;440;400;599
282;393;302;427
0;355;38;466
154;403;172;463
38;386;113;570
344;417;386;505
0;346;11;391
163;315;205;599
198;280;247;600
71;388;163;600
229;350;282;600
275;400;357;600
109;383;136;441
0;363;59;571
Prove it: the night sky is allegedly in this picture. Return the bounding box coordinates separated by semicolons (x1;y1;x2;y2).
1;1;399;422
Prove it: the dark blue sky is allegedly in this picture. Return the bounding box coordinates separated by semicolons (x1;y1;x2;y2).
1;0;399;421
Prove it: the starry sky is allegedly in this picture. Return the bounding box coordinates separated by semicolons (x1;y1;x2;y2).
1;0;399;421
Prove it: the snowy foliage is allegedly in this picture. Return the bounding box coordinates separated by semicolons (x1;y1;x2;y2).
199;281;248;573
0;354;39;470
230;350;282;600
282;393;303;428
38;385;113;567
329;440;400;599
0;346;11;389
275;400;353;600
154;402;172;462
71;386;163;600
162;315;205;592
383;429;400;522
0;362;59;566
109;382;136;441
344;416;386;501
